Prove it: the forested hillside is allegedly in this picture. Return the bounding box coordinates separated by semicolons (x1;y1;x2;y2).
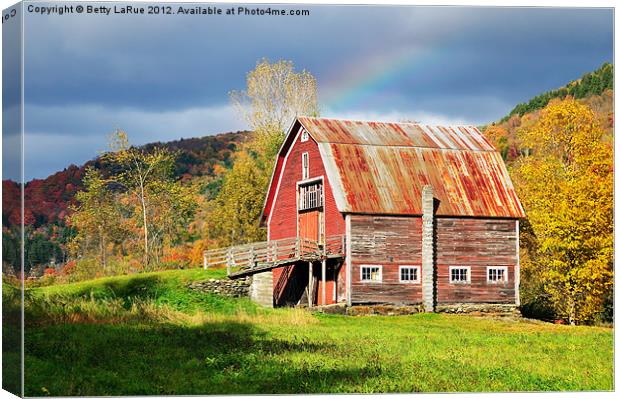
485;62;613;170
2;130;249;275
500;62;613;123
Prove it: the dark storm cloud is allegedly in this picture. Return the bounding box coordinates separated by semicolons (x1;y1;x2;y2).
3;6;22;181
12;3;613;180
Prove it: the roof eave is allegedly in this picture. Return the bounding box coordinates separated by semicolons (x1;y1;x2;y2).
259;118;302;227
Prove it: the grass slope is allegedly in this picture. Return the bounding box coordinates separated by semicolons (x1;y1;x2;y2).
19;269;613;395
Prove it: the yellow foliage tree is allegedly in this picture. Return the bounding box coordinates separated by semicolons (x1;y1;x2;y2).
209;151;268;246
207;59;319;247
513;97;613;324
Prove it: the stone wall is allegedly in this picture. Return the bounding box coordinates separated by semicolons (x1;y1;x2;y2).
317;303;520;317
435;303;521;317
186;276;521;318
186;272;274;308
187;277;251;298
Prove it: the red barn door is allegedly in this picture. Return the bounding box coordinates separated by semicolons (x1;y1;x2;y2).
298;210;320;242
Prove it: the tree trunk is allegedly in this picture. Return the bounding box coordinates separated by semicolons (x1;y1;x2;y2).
140;181;149;267
102;233;106;270
99;226;107;271
568;297;576;326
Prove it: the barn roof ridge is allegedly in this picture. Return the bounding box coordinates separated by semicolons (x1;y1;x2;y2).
298;115;478;129
307;140;496;153
297;116;496;152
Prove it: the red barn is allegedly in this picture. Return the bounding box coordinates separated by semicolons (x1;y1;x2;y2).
211;117;525;313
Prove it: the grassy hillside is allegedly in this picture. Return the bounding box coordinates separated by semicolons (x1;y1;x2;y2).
14;269;613;395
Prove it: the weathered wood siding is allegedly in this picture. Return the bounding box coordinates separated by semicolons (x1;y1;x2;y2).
349;215;517;305
349;215;423;304
268;128;345;302
436;218;517;304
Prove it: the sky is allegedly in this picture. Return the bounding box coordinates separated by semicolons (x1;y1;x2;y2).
1;2;614;181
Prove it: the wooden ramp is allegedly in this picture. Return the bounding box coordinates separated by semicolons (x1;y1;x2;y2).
203;235;345;279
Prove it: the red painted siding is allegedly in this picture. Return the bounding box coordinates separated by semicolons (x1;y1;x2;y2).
436;218;517;304
268;130;345;241
316;265;337;305
269;128;346;300
266;127;518;307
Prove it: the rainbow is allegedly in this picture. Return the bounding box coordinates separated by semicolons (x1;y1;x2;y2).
322;45;440;112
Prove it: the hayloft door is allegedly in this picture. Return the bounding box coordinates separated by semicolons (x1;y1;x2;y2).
297;180;324;243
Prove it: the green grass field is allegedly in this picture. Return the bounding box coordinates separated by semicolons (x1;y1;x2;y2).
12;268;613;395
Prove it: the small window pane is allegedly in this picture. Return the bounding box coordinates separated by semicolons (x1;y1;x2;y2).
488;267;507;283
361;266;381;282
302;153;309;179
450;267;469;283
400;267;419;282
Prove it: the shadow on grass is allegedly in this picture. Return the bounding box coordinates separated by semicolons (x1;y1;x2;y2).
25;319;367;396
2;282;22;396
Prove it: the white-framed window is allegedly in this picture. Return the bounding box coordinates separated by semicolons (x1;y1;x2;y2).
298;181;323;211
360;265;382;283
399;266;420;283
302;152;309;180
301;130;309;142
449;266;471;284
487;266;508;284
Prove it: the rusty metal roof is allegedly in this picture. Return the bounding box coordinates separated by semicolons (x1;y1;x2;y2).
298;117;525;218
298;116;496;151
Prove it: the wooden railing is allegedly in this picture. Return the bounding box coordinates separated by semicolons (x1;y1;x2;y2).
203;235;346;277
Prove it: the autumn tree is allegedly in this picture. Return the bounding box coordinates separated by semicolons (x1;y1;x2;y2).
68;167;127;269
105;130;196;267
513;97;613;324
208;59;319;246
209;151;268;246
143;178;197;264
230;58;320;160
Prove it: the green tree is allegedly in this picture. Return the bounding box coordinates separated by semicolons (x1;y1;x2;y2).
68;167;127;270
